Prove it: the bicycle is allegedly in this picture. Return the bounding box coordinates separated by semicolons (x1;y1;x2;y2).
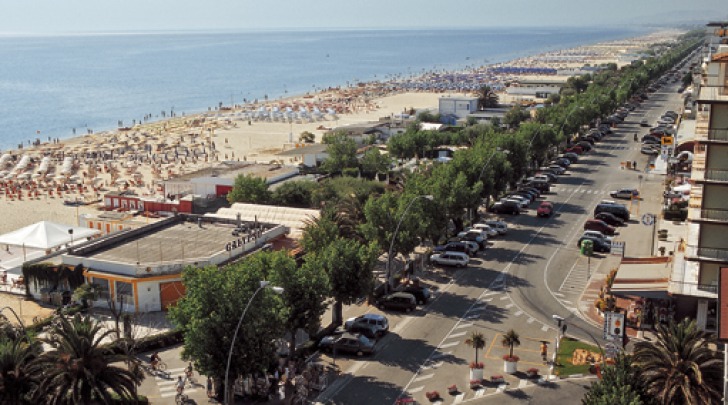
185;372;197;387
175;391;189;404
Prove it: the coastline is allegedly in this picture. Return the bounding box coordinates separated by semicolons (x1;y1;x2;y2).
0;29;683;236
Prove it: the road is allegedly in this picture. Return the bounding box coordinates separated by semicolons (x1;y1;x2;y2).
314;83;685;405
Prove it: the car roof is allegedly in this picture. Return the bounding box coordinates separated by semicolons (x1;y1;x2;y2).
387;292;416;299
356;313;386;321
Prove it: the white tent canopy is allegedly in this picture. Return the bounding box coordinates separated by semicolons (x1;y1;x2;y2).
0;221;100;249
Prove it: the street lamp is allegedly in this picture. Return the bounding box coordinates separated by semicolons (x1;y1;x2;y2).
385;195;434;293
224;281;284;405
549;315;567;379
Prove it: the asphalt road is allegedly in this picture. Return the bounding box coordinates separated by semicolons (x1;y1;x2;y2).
315;82;685;405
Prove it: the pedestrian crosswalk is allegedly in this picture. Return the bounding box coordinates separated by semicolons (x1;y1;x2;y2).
156;367;201;398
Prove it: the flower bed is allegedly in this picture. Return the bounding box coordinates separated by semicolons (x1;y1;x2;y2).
425;391;440;401
526;368;539;378
491;375;505;383
470;379;482;389
448;384;458;395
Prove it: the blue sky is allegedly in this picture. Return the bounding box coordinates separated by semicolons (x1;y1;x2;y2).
0;0;726;34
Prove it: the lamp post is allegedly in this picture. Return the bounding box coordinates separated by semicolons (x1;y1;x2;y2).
224;281;284;405
68;228;74;249
386;195;433;293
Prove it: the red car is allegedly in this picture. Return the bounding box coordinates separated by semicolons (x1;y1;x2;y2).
583;219;615;235
537;201;554;217
565;145;584;154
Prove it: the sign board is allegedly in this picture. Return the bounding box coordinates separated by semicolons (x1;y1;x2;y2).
718;267;728;342
604;342;620;360
661;136;674;146
603;311;625;344
641;213;655;226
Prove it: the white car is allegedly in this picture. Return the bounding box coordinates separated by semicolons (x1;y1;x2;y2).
502;196;529;208
430;252;470;267
458;229;488;241
484;220;508;235
548;165;566;175
471;223;499;237
582;230;613;244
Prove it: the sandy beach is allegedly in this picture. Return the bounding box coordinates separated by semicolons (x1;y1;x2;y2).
0;30;683;237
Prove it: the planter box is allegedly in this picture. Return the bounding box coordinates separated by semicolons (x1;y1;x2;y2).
504;360;518;374
469;367;484;381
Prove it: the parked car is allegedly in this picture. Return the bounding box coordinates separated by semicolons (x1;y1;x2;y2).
377;292;417;312
345;314;389;335
517;186;541;197
609;188;640;199
534;172;558;183
560;152;579;163
548;165;566;175
347;323;381;340
577;236;612;253
537;201;554;217
489;201;521;215
397;285;432;305
457;231;487;249
501;196;529;208
434;241;477;256
470;223;500;237
595;212;625;227
640;119;650;127
319;333;375;356
582;230;614;244
642;135;660;143
484;220;508;235
523;180;550;193
430;252;470;267
565;145;584;154
575;141;593;152
551;157;572;167
642;138;660;145
584;219;616;235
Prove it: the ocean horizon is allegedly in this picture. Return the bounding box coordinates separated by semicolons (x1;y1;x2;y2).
0;27;649;151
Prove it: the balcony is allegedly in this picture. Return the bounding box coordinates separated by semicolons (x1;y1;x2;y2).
685;245;728;262
700;208;728;222
706;128;728;142
703;169;728;183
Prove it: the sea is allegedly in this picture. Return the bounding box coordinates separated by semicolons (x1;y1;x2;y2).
0;27;649;151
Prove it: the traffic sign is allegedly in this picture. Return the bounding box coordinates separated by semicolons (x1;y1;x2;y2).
661;136;674;146
641;213;655;226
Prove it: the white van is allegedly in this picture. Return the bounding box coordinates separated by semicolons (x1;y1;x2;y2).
430;252;470;267
484;220;508;235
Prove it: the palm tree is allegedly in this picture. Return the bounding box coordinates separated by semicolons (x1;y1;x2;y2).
0;337;41;404
465;331;486;364
632;318;722;405
501;329;521;360
477;85;499;110
31;314;143;404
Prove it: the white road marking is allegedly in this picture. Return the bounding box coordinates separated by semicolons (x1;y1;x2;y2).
413;374;434;383
518;379;529;388
408;386;424;393
449;331;467;338
527;317;535;324
541;325;549;332
440;341;459;349
505;303;514;309
514;310;523;316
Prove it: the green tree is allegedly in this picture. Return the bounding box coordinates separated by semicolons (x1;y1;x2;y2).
169;264;286;401
359;148;390;179
681;73;693;88
312;238;377;325
632;318;722;405
477;85;499;109
257;251;330;357
502;105;530;129
582;355;650;405
31;314;143;404
301;213;340;255
271;180;316;208
298;131;315;143
321;132;358;174
227;174;271;204
0;337;40;404
465;331;486;364
501;329;521;360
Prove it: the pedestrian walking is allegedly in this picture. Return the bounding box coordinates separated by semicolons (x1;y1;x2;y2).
540;342;548;363
207;376;214;401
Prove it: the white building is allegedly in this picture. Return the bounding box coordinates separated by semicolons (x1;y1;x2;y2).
438;96;478;119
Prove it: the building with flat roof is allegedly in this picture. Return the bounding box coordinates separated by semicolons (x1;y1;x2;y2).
46;213;289;312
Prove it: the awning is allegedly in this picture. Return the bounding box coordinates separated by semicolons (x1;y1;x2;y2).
609;257;671;299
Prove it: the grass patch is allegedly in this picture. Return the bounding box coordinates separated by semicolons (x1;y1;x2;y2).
555;337;602;377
